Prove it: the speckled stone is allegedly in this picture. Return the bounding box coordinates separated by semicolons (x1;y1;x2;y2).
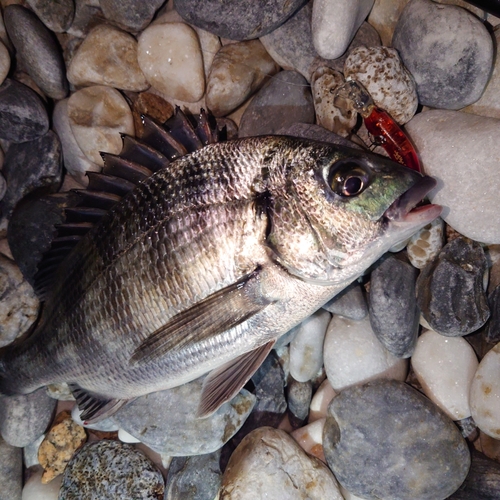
323;379;471;500
0;436;22;500
322;281;368;320
26;0;75;33
59;440;164;499
407;217;444;269
99;0;165;32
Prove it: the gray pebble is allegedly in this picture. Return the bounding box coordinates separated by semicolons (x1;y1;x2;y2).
322;281;368;320
99;0;165;32
485;284;500;344
67;0;104;38
323;379;471;500
26;0;75;33
368;254;419;357
59;440;164;499
164;450;221;500
4;5;68;99
287;378;312;428
175;0;307;40
392;0;493;109
238;71;314;137
0;436;22;500
0;79;49;143
416;237;490;336
0;388;56;448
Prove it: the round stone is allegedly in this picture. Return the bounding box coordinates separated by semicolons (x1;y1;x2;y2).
26;0;75;32
99;0;165;32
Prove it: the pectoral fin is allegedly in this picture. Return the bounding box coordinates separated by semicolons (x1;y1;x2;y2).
197;340;276;418
130;268;273;364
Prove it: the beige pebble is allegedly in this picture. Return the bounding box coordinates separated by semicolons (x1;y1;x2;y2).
291;418;327;462
368;0;410;46
67;24;149;92
0;39;10;85
67;85;134;166
309;378;336;423
407;217;444;269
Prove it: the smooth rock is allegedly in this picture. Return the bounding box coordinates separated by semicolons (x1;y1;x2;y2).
323;315;408;391
287;379;313;427
392;0;493;109
407;217;444;269
289;309;330;383
174;0;307;40
260;2;316;80
416;237;490;336
406;110;500;244
291;418;326;462
59;440;164;499
312;0;375;60
0;436;22;500
23;433;45;468
368;254;419;358
164;451;221;500
67;85;134;166
26;0;75;33
220;427;343;499
22;467;62;500
0;255;39;347
0;41;10;86
239;71;314;137
206;40;279;117
67;24;149;91
368;0;410;46
138;22;205;102
117;429;140;444
111;376;255;455
0;79;49;143
486;285;500;344
0;388;56;448
4;5;68;99
322;281;368;320
470;342;500;439
411;329;478;420
99;0;165;32
344;45;418;124
67;0;104;38
323;379;471;500
309;378;336;423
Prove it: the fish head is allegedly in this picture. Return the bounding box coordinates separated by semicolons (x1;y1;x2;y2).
266;139;441;284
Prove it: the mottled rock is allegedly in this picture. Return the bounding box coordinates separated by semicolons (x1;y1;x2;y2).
67;24;149;91
323;379;471;500
0;436;22;500
59;440;164;499
0;41;10;86
0;79;49;143
221;427;343;499
4;5;68;99
368;0;409;46
206;40;278;117
112;376;255;455
406;110;500;244
407;217;444;269
138;22;204;102
22;467;62;500
0;388;56;448
239;71;314;137
412;329;478;420
416;237;490;336
99;0;165;32
287;379;312;427
0;255;39;347
175;0;307;40
309;378;336;423
392;0;493;109
322;281;368;320
26;0;75;32
486;285;500;344
368;254;419;357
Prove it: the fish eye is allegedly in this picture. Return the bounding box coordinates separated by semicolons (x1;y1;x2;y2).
328;160;371;197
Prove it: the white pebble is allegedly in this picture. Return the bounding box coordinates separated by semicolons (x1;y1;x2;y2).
291;418;326;462
407;218;444;269
411;329;478;420
309;378;336;423
323;315;408;391
290;309;330;383
22;467;62;500
118;428;141;443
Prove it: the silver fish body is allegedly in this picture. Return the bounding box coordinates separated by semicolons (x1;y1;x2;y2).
0;135;440;419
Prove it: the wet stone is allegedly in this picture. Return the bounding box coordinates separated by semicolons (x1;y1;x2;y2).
26;0;75;33
175;0;307;40
368;254;419;358
486;284;500;344
323;379;471;500
99;0;165;32
416;237;490;336
164;450;221;500
4;5;68;100
59;440;164;499
0;436;22;500
0;388;56;448
287;379;312;428
322;281;368;320
0;79;49;143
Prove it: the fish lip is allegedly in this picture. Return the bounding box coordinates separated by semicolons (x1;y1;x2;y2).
384;176;442;223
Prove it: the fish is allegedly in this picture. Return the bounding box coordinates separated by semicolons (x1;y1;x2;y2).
0;111;441;423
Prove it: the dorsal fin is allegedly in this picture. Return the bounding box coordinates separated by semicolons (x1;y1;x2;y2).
33;108;221;300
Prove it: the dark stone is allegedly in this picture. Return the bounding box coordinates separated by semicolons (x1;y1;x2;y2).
174;0;307;40
164;451;222;500
323;379;470;500
0;79;49;143
60;440;164;499
99;0;166;32
323;281;368;320
392;0;493;109
368;254;419;357
26;0;75;33
1;131;62;220
0;437;22;500
277;122;362;149
287;378;312;428
238;71;314;137
4;5;68;99
416;237;490;336
485;284;500;344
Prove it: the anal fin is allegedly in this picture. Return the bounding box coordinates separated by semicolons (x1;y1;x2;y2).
197;340;275;418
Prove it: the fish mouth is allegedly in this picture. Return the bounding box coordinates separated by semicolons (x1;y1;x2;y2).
384;176;442;224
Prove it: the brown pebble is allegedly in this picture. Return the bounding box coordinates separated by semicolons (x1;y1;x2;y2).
127;91;174;137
